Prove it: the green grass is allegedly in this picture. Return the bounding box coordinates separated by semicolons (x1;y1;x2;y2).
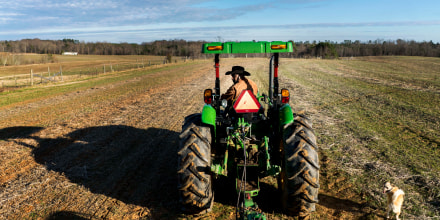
0;54;175;90
278;56;440;218
0;54;168;77
2;55;439;218
0;60;206;108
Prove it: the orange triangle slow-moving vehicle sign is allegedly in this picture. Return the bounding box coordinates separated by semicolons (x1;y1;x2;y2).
233;90;261;113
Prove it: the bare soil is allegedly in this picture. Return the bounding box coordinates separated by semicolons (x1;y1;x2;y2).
1;62;213;218
0;58;423;219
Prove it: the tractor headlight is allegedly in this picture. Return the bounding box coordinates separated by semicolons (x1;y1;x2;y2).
221;99;228;108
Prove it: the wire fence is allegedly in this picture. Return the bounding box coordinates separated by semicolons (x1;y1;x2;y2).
0;58;176;91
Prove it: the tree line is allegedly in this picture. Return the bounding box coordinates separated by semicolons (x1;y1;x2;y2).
294;39;440;58
1;38;439;58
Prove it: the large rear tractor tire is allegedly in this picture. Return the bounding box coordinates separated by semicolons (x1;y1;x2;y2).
280;113;319;219
177;114;214;214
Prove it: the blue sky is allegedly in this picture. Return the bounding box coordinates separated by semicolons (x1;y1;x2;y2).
0;0;439;43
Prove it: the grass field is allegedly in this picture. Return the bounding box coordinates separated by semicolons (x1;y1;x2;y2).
0;54;171;89
277;56;440;218
0;54;171;76
0;55;439;219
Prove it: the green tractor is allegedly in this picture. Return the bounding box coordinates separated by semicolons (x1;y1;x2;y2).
177;41;319;219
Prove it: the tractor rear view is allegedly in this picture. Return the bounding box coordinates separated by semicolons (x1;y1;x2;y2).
177;41;319;219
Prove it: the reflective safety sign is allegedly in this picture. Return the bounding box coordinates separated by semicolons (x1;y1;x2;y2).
233;90;261;113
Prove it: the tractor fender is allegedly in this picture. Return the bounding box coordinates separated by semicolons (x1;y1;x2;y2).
279;104;294;126
201;104;216;128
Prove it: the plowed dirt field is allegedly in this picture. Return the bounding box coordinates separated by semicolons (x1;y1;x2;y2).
1;57;439;219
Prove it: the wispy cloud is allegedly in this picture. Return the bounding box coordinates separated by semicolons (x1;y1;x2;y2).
0;0;119;10
283;21;440;28
0;0;439;42
5;20;438;34
3;19;437;42
0;12;22;24
97;1;271;25
1;0;271;30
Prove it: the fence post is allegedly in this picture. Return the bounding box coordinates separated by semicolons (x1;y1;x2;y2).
60;66;63;81
104;64;106;74
31;69;34;86
53;66;57;82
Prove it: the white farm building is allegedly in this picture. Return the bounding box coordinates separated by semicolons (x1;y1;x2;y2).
62;52;78;55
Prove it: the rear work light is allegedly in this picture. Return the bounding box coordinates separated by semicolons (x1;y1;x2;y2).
281;88;290;103
207;46;223;51
204;89;213;104
271;44;287;50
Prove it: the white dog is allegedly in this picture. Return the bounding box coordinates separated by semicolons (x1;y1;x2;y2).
383;182;405;220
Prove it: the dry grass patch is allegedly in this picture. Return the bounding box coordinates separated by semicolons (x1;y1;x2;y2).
278;56;440;218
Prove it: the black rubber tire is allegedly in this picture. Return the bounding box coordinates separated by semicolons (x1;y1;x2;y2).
279;114;319;219
177;114;213;214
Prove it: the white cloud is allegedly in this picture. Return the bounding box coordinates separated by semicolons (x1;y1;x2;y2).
0;0;439;43
0;12;22;24
0;0;267;28
0;0;120;10
3;20;438;43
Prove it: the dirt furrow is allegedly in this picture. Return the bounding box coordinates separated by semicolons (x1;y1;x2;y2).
0;61;226;219
1;58;320;219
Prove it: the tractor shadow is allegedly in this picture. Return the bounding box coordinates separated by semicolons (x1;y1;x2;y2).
213;177;376;218
318;193;377;219
45;211;89;220
1;125;180;218
212;175;284;215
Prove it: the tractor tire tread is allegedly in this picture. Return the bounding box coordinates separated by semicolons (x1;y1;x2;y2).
177;113;213;214
280;114;319;218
